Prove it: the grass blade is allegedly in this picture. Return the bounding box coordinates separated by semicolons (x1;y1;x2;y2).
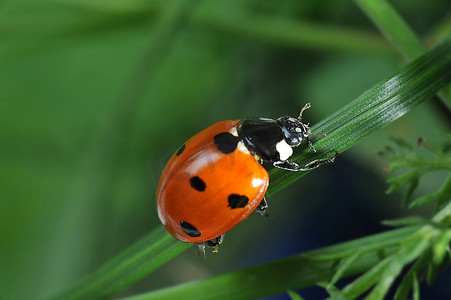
354;0;426;61
51;228;189;300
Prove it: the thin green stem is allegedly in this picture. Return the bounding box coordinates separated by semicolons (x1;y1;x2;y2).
51;228;190;300
354;0;426;61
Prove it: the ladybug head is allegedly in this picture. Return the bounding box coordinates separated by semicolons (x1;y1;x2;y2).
276;116;310;147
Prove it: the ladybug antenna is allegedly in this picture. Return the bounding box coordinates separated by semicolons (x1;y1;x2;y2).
298;103;311;120
308;132;326;138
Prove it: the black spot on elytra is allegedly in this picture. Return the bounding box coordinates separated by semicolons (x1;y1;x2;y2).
181;221;201;237
214;132;240;154
190;176;206;191
228;194;249;208
176;144;185;156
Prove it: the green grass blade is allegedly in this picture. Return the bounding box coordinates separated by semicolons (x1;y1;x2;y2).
329;251;366;287
354;0;451;109
353;0;426;61
287;290;305;300
394;254;429;300
121;227;418;300
191;6;394;56
341;257;392;299
51;227;189;300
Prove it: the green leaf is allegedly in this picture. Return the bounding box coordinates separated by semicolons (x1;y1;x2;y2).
413;273;420;300
427;262;440;286
432;229;451;265
394;255;429;300
386;170;422;194
317;282;350;300
287;290;305;300
410;174;451;208
364;256;405;300
432;201;451;224
329;251;366;286
382;217;429;227
303;226;418;261
365;230;433;300
341;257;392;300
402;178;419;206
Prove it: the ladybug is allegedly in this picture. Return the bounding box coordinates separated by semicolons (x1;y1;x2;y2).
157;103;336;253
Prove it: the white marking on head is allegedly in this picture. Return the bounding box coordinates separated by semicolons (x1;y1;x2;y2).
237;141;250;154
276;140;293;161
229;127;238;137
295;127;302;133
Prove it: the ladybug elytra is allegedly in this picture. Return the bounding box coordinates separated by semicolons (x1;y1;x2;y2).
156;103;336;253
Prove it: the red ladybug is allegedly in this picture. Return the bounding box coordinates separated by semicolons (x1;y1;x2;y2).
157;103;336;252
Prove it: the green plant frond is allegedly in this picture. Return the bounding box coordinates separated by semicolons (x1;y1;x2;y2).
409;174;451;208
286;290;305;300
402;178;420;206
413;273;420;300
329;251;366;287
383;135;451;208
318;282;350;300
386;170;423;194
381;216;430;227
341;256;392;299
432;229;451;265
393;256;429;300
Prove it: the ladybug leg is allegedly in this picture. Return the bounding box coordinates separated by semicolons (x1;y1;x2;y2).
306;137;317;153
273;160;301;171
273;152;338;172
298;151;338;171
201;234;225;254
197;244;206;258
255;196;268;216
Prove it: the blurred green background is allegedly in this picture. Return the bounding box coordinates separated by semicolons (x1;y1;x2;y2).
1;0;450;299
